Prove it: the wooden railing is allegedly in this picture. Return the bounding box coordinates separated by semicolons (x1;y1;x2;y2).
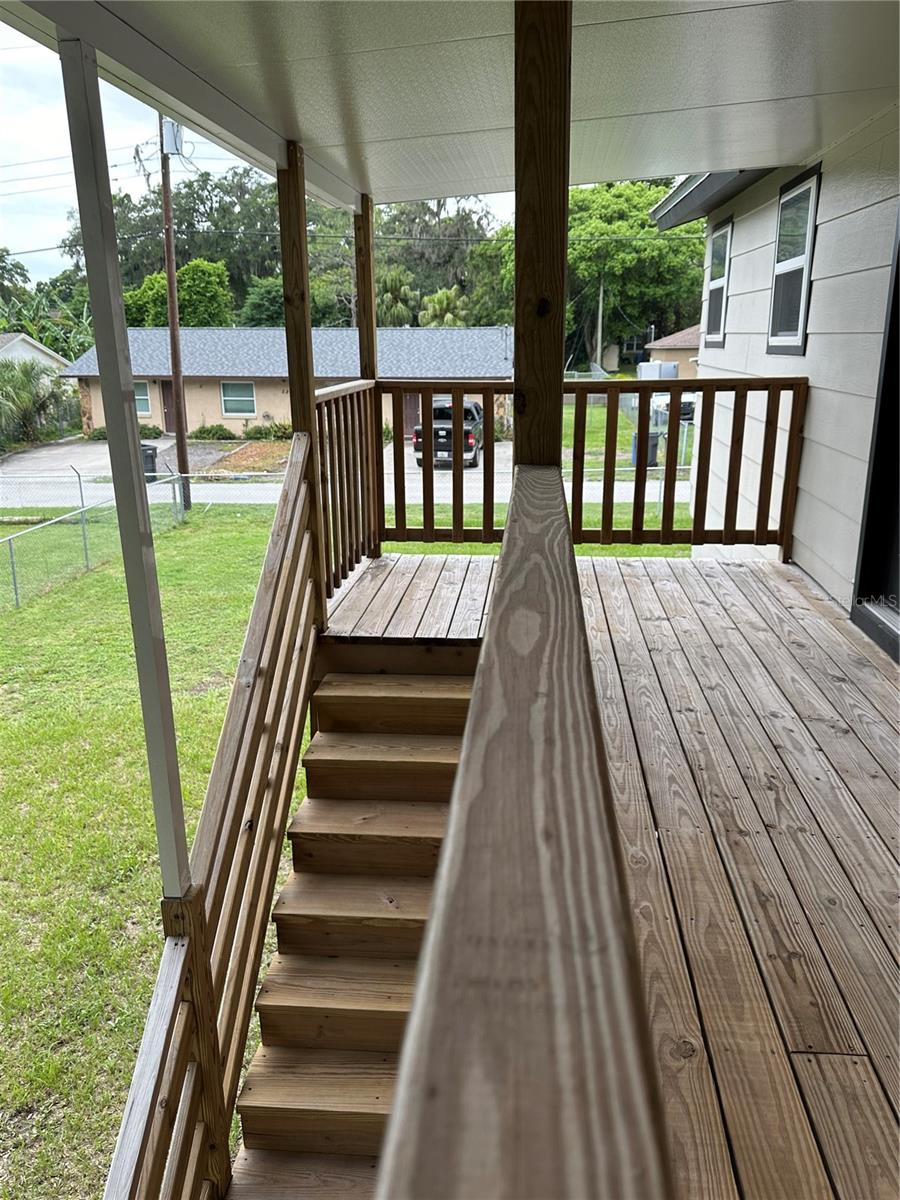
106;434;319;1198
375;376;808;554
315;379;380;593
377;466;671;1198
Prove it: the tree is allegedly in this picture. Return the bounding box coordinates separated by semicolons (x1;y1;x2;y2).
175;259;233;326
419;285;468;327
0;291;94;361
0;358;71;445
565;181;704;366
376;266;419;326
377;199;491;297
239;276;284;326
123;259;234;327
0;248;30;305
466;226;514;326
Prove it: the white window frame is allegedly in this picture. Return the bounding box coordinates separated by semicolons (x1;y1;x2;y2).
133;380;151;417
220;379;256;417
767;168;820;354
705;218;732;348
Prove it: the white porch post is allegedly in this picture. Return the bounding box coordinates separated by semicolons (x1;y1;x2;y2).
59;35;191;899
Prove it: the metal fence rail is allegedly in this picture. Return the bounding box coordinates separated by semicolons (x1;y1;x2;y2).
0;476;185;611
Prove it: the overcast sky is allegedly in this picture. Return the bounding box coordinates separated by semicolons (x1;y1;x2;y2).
0;23;515;286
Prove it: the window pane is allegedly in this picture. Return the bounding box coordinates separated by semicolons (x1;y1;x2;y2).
776;188;811;262
770;267;804;338
432;406;453;422
710;230;729;281
221;382;255;414
706;286;724;337
133;381;150;416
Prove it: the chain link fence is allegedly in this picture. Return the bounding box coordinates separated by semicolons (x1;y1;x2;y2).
0;476;185;612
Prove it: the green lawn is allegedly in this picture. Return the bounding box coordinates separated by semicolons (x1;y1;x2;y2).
561;398;636;460
0;507;283;1199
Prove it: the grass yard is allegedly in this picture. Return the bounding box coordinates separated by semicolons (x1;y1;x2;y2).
0;506;282;1199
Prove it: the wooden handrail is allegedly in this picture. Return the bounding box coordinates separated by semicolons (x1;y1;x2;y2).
109;432;320;1198
315;378;376;404
377;466;671;1199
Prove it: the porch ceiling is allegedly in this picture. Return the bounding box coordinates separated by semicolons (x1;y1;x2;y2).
5;0;899;208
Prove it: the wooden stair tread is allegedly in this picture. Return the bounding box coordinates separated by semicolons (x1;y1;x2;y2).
228;1149;377;1199
289;798;449;839
238;1047;397;1115
303;731;461;768
258;954;416;1014
275;874;431;924
316;673;473;702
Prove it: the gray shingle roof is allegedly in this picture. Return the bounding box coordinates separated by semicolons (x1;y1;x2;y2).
644;323;701;350
63;326;514;380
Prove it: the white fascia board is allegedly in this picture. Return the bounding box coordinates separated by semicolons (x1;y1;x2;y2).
6;0;361;210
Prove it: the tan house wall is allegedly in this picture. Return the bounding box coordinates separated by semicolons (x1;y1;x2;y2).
648;348;698;379
86;377;295;434
694;108;898;608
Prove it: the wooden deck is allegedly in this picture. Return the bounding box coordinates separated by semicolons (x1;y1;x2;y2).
327;552;899;1198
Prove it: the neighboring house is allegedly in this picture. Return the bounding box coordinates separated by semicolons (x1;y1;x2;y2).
643;323;700;378
0;331;70;371
653;114;898;633
63;325;514;436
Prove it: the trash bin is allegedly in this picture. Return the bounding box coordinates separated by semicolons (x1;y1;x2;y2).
140;441;158;481
631;431;660;467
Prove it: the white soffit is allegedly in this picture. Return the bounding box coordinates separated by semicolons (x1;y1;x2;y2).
8;0;900;207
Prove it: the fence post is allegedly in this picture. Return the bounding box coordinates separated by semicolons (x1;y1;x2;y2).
8;539;20;609
73;466;90;569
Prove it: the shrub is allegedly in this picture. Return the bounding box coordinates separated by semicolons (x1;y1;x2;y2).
244;421;293;441
382;420;393;446
189;423;234;441
139;423;163;439
88;426;108;440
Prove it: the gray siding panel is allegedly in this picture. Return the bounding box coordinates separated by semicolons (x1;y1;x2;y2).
695;111;898;608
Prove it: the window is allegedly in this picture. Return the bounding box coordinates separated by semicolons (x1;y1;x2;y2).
133;380;151;417
768;166;820;354
221;380;256;416
705;218;732;348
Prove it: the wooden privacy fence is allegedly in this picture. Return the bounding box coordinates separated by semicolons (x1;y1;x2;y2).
105;434;319;1199
374;376;807;555
314;379;380;593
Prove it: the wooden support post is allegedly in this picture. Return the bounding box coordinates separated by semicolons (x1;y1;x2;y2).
162;886;231;1196
513;0;572;466
354;194;382;555
59;36;190;900
277;141;328;626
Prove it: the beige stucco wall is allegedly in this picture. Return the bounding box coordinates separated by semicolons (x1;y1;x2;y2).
694;108;898;608
84;376;294;434
649;348;698;379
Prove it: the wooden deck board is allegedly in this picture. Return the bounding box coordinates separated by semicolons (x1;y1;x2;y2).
316;553;898;1190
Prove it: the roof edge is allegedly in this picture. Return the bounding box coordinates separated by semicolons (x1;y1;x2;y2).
651;168;782;231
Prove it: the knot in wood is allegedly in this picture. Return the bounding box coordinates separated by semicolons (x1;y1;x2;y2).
514;389;527;415
536;296;551;317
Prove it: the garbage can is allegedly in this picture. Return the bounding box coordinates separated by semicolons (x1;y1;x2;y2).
631;431;660;468
140;441;158;482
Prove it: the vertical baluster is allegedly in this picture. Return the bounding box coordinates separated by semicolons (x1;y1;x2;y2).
778;379;808;561
339;394;353;575
756;384;781;544
326;398;342;590
601;385;619;543
421;387;435;541
571;386;587;541
316;402;333;598
692;384;716;546
359;388;372;559
631;389;651;543
348;391;362;565
391;388;406;538
452;387;465;542
723;381;748;544
372;388;384;556
661;383;684;543
481;387;494;543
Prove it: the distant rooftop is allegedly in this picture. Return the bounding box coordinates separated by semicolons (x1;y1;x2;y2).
63;326;514;381
644;324;701;351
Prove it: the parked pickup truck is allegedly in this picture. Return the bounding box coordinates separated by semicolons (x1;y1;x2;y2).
412;398;485;469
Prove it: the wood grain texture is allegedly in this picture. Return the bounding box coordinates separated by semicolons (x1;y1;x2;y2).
723;382;748;544
448;557;494;638
382;558;444;639
354;196;377;381
313;673;471;736
451;387;464;542
692;385;715;544
377;467;670;1200
513;1;572;466
778;379;808;561
755;384;781;543
791;1055;899;1200
601;386;619;543
228;1149;377;1199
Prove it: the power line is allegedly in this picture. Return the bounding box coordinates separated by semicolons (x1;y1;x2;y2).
0;141;155;172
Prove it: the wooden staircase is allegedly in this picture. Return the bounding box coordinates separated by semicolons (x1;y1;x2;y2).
230;665;471;1196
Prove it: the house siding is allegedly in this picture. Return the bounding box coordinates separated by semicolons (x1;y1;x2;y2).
648;347;698;378
695;107;898;610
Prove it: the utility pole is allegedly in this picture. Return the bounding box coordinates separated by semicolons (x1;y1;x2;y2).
159;114;191;510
